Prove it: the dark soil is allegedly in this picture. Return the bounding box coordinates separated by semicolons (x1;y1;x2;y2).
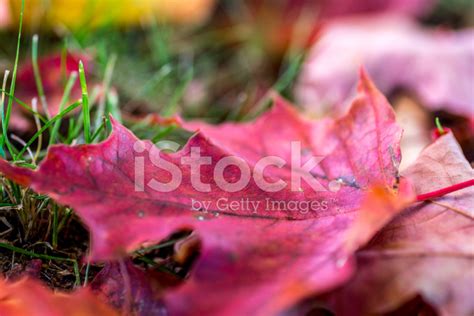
0;210;101;290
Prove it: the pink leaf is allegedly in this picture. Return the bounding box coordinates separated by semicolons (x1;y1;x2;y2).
326;132;474;316
0;277;118;316
0;72;411;315
90;260;167;316
296;15;474;119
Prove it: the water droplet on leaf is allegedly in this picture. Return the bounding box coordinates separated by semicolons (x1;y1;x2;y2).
328;180;342;192
336;257;347;268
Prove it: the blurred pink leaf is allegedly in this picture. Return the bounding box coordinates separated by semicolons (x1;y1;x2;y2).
0;277;118;316
0;0;11;28
297;15;474;119
15;53;92;116
316;0;434;18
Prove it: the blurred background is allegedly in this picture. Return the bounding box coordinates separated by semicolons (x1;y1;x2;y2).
0;0;473;167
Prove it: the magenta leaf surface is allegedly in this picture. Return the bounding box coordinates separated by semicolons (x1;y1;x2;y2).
326;132;474;316
296;15;474;119
0;72;409;315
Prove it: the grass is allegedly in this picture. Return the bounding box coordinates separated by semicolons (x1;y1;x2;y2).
94;54;116;128
0;177;89;289
14;101;82;160
32;34;50;119
1;0;25;158
78;61;91;143
0;242;80;286
0;0;103;289
49;72;78;145
0;2;203;287
435;117;446;135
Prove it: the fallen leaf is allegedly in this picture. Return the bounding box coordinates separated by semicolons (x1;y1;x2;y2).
317;0;434;18
325;132;474;316
0;277;118;316
296;15;474;119
392;95;431;170
0;71;410;315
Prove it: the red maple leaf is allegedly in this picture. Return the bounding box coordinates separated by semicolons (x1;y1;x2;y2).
0;71;414;315
90;260;168;316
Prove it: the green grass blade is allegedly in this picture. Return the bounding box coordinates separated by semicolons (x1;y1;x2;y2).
0;242;81;287
94;54;116;128
49;72;78;145
90;118;106;142
106;89;121;123
0;70;10;157
435;117;446;135
243;53;305;120
2;0;25;159
14;101;82;160
162;67;193;116
52;204;58;249
151;126;176;143
83;258;91;286
32;34;50;118
78;61;91;143
0;242;74;262
137;64;172;100
0;89;48;123
273;53;304;93
67;112;85;144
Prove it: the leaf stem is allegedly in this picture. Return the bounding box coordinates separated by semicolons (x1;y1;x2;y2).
416;179;474;202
